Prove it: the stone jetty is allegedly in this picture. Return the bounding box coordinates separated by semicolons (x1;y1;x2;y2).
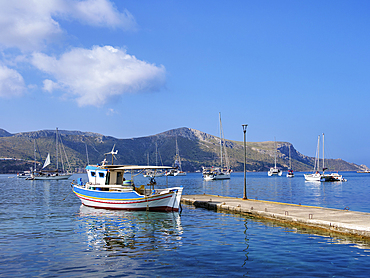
182;194;370;240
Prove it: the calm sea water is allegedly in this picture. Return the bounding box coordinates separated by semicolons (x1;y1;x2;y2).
1;172;370;277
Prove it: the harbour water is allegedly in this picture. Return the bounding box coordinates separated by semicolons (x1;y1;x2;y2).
1;172;370;277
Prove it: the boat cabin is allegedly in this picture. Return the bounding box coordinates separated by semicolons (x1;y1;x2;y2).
86;165;132;186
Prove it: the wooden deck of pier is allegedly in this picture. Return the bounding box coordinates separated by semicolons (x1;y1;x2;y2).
182;194;370;240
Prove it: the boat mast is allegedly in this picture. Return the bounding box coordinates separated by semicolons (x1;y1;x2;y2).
175;136;181;170
56;128;59;171
219;112;223;168
274;137;277;169
85;142;89;165
155;141;158;166
34;139;36;171
322;133;325;172
315;135;320;172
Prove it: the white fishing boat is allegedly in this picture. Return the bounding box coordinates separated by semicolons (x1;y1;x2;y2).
268;138;282;176
304;135;322;181
286;145;294;178
32;128;72;180
71;146;183;211
202;113;231;180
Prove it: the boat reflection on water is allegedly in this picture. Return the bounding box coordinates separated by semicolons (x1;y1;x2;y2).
76;205;183;255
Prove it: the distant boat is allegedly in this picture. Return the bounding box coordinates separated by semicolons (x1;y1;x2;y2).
357;170;370;173
304;133;346;182
268;138;282;176
320;133;346;182
322;172;346;182
304;135;322;181
71;146;183;211
32;128;72;180
19;140;37;179
202;113;231;181
202;167;216;180
143;143;164;178
286;145;294;178
166;137;186;176
17;170;32;179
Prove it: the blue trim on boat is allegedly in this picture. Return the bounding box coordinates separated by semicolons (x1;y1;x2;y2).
73;186;141;199
86;165;108;171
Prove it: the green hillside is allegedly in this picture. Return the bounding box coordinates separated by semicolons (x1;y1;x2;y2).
0;127;363;174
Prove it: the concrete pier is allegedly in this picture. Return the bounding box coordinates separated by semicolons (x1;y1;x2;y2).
182;194;370;240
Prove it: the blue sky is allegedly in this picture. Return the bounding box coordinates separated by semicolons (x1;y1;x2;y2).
0;0;369;167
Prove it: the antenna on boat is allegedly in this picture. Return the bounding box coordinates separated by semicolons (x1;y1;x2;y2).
104;144;118;165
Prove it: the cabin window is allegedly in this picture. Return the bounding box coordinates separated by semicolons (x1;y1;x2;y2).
91;171;96;177
99;172;105;178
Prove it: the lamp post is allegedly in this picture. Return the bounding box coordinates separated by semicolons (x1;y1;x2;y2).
242;124;248;199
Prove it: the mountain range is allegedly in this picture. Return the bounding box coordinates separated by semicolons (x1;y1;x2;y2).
0;127;364;174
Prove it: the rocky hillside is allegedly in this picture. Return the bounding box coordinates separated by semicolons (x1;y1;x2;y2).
0;127;363;173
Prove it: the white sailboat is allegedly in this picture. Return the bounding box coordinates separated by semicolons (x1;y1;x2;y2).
32;128;72;180
202;113;231;180
304;135;322;181
304;134;346;182
268;138;282;176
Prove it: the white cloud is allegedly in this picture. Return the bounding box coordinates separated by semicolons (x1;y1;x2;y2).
0;65;26;97
0;0;136;51
72;0;136;29
32;45;166;106
0;0;63;51
43;79;60;93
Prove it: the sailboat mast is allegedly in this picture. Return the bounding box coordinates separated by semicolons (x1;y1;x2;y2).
56;128;59;171
274;137;277;168
155;141;158;166
175;136;181;170
219;112;223;168
34;139;36;171
315;135;320;172
322;133;325;172
85;142;89;165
